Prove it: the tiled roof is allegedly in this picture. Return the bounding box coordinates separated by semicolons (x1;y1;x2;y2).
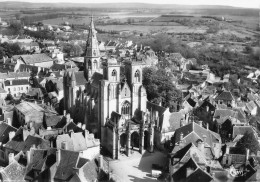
246;101;257;112
19;54;53;64
0;121;17;144
45;114;63;127
15;101;44;115
232;126;254;138
173;122;221;147
0;72;31;80
54;150;80;181
213;109;235;119
215;91;234;101
71;132;87;151
1;160;26;181
4;79;29;86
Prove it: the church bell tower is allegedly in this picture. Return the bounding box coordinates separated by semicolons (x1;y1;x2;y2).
84;15;102;80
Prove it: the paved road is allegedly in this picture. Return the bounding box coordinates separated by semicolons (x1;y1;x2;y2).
109;150;168;182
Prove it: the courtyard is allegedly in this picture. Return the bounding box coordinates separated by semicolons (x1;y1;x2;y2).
108;149;168;182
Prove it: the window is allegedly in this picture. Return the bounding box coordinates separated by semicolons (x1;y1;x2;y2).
134;70;140;82
88;60;91;69
121;101;130;118
111;69;117;82
13;87;16;91
125;88;127;97
93;60;98;69
17;87;20;91
21;87;23;91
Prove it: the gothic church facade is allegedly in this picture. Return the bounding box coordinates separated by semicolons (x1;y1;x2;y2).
63;17;155;158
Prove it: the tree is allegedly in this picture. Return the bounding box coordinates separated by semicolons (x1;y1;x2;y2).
142;67;182;111
236;131;260;155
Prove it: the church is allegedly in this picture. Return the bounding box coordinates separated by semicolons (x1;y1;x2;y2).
63;16;155;159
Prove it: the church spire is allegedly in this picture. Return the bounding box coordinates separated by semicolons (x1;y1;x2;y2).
84;15;101;81
86;15;100;58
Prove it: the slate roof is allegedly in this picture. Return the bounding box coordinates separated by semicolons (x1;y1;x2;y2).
81;159;99;182
215;90;234;101
0;121;17;144
0;71;30;80
170;143;208;166
25;148;56;180
74;71;86;86
5;134;50;153
91;72;103;86
19;54;53;64
172;158;212;182
186;98;196;107
4;79;29;86
199;100;215;111
54;150;80;181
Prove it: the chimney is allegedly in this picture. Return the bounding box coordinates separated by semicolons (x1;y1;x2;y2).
8;153;15;164
180;119;185;127
226;145;230;154
9;131;15;141
9;80;12;85
66;113;70;123
246;148;250;161
81;124;86;130
99;155;103;170
6;118;12;126
207;123;209;130
63;110;66;116
206;106;209;112
180;132;183;141
56;149;61;166
199;121;202;127
26;150;31;165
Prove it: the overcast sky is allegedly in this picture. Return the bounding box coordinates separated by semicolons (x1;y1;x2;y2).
1;0;260;8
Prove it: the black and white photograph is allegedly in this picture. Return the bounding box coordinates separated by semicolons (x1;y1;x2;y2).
0;0;259;181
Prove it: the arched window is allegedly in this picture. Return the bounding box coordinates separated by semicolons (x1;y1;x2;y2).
88;60;91;69
134;70;140;83
111;69;117;82
93;60;98;69
125;88;127;97
121;101;130;118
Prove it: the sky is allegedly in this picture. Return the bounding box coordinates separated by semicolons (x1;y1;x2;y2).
1;0;260;8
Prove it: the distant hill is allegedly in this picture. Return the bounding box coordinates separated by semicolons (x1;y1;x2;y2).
0;1;253;10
